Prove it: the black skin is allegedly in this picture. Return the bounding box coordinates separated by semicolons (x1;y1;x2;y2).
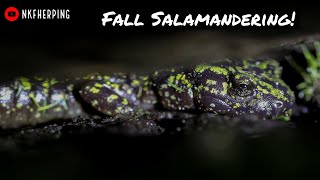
0;59;295;129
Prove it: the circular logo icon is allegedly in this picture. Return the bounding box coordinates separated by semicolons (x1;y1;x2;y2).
5;7;19;22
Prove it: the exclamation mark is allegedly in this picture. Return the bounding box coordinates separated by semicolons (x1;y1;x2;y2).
291;11;296;26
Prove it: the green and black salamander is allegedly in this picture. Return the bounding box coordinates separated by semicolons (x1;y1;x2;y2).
0;59;295;129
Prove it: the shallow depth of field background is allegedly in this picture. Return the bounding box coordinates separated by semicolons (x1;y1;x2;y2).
0;8;320;180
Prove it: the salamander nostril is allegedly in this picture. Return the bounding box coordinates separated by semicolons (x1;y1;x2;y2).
275;101;283;108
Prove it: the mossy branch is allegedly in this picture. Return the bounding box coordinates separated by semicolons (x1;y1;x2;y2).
287;41;320;102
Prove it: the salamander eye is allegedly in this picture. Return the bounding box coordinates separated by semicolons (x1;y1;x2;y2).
230;74;255;97
239;83;248;90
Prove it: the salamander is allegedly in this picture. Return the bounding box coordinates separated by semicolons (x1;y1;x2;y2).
0;59;295;129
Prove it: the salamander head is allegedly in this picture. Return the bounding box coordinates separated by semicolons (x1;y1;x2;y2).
194;59;295;118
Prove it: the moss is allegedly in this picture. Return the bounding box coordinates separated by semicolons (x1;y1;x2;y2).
288;41;320;102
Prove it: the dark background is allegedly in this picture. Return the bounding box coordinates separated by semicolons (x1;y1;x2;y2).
0;5;320;180
0;6;317;79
